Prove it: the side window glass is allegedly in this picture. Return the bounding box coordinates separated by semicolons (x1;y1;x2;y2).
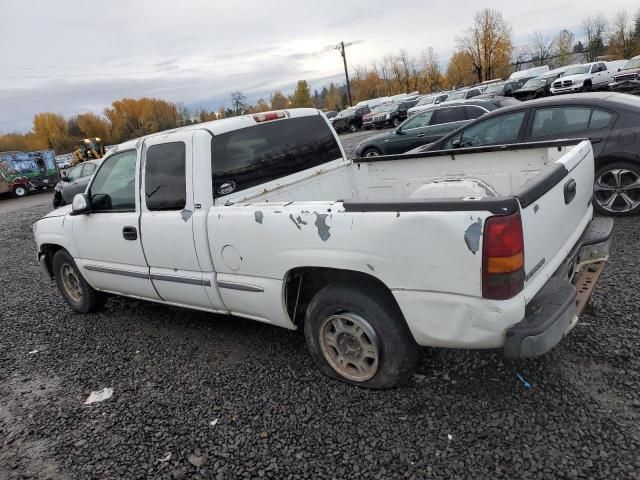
464;106;486;120
145;142;186;211
531;107;591;137
66;165;82;182
82;163;96;177
460;111;526;147
90;151;137;211
598;63;607;72
432;107;466;125
402;111;433;129
467;89;481;99
589;109;613;129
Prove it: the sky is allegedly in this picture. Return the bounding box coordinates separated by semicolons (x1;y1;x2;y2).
0;0;633;132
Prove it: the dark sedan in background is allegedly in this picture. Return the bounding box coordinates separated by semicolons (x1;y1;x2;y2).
53;159;101;208
416;92;640;216
355;98;520;157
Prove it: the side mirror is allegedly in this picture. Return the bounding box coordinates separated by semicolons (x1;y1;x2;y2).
452;139;462;149
61;172;68;181
395;127;405;135
70;193;91;215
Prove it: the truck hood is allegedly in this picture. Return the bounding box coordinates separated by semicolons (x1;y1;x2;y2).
43;205;72;218
556;73;589;83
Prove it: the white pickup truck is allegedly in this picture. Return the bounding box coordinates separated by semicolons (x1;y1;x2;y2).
550;62;614;94
33;109;612;388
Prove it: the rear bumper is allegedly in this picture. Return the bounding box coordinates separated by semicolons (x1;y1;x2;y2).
504;217;613;359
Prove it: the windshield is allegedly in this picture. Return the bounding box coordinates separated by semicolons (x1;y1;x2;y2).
448;91;466;100
416;96;435;106
622;58;640;70
370;103;391;113
377;103;397;113
336;109;353;118
484;83;505;93
522;78;547;88
563;65;591;76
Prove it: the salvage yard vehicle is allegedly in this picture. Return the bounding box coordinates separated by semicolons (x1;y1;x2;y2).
331;106;370;133
609;56;640;95
34;109;611;389
550;62;613;94
407;93;449;117
1;150;59;197
371;99;419;128
416;92;640;216
53;159;101;208
356;98;518;156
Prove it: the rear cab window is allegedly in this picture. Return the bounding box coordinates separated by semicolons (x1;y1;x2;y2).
212;114;342;198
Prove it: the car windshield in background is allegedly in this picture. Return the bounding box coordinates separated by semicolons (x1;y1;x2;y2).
336;109;353;118
522;78;547;88
563;65;591;76
622;58;640;70
378;104;397;113
484;83;505;93
416;96;435;106
371;104;391;113
448;91;466;100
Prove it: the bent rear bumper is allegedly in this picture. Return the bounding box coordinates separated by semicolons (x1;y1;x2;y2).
504;217;613;359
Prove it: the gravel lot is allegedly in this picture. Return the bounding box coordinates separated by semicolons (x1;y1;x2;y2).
1;184;640;479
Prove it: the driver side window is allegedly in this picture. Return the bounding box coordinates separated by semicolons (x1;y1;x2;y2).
66;165;83;182
89;150;137;212
402;111;433;130
458;111;526;148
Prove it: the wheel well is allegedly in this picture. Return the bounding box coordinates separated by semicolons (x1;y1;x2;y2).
584;79;592;86
40;244;65;278
284;267;402;326
595;156;640;173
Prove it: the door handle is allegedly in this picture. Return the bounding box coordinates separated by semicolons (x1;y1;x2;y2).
122;226;138;241
416;133;425;137
589;137;602;144
564;179;576;204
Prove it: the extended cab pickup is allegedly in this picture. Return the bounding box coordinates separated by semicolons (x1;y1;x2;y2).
33;109;612;388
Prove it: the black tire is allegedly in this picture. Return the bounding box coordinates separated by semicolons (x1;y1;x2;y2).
593;161;640;216
349;123;358;133
52;249;106;313
582;82;592;92
304;281;418;389
52;192;62;208
12;185;27;197
362;147;383;158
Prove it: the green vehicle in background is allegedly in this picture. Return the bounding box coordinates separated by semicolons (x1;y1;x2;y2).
0;150;60;197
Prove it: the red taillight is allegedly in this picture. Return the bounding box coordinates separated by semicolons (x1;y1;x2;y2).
482;212;525;300
253;111;286;123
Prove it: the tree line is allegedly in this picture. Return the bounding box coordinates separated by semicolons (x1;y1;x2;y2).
1;8;639;154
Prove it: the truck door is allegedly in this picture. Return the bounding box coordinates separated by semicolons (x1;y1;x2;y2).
140;131;226;311
72;149;159;300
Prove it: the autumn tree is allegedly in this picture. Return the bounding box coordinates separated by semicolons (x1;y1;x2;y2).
323;83;342;111
457;8;512;82
105;97;180;143
446;51;476;87
289;80;314;108
75;112;112;143
270;91;290;109
254;98;271;112
420;47;445;92
0;132;40;152
582;13;608;61
555;30;576;67
33;113;72;152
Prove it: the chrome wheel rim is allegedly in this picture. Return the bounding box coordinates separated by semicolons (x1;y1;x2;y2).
594;168;640;213
364;150;381;157
61;264;82;303
319;313;379;382
15;186;26;196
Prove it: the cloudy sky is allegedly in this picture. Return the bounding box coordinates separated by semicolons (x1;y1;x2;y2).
0;0;631;132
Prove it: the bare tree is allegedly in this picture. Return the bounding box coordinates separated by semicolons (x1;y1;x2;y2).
554;29;576;67
457;9;513;82
609;10;636;58
511;46;530;71
582;13;608;62
230;91;249;116
527;31;556;66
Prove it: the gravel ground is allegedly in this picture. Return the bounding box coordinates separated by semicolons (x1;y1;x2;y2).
1;203;640;479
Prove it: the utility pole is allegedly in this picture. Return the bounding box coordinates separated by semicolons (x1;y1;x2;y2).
336;41;353;106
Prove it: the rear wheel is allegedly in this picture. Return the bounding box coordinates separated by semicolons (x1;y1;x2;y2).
349;123;358;133
52;250;106;313
593;161;640;216
13;185;27;197
304;282;418;389
362;147;382;157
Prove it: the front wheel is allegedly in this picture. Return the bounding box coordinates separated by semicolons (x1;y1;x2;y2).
349;123;358;133
362;147;382;157
52;250;106;313
13;185;27;197
593;162;640;216
304;282;418;389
